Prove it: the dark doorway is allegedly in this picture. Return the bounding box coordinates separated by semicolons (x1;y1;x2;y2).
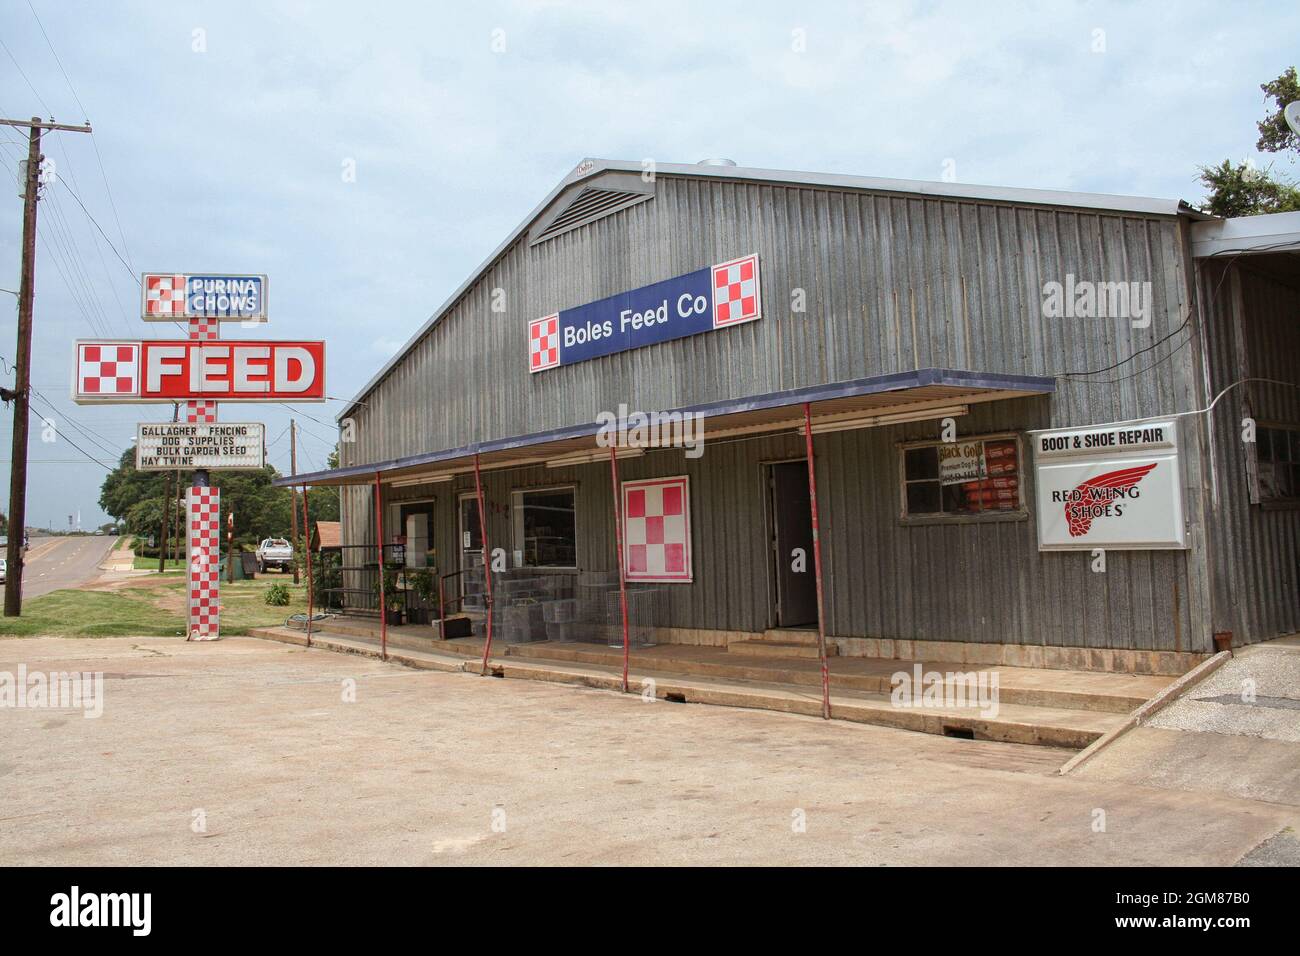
768;461;817;627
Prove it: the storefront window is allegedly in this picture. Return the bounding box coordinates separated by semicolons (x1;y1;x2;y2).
1257;425;1300;501
512;486;577;567
902;435;1022;517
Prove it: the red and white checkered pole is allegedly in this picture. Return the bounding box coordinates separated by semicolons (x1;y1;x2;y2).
186;318;221;640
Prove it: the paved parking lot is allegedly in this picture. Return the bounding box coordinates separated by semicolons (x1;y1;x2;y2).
1;636;1295;866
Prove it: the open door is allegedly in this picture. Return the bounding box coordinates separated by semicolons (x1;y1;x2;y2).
769;461;818;627
458;493;484;595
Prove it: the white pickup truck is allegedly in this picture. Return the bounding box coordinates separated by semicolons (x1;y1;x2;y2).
255;537;293;573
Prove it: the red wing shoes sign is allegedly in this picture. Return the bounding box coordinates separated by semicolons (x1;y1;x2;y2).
1031;419;1187;550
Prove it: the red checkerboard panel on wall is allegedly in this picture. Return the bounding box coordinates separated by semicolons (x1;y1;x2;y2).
711;253;761;328
187;485;221;640
529;314;560;372
622;476;692;583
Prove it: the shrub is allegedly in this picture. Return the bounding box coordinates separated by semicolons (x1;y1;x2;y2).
265;583;291;606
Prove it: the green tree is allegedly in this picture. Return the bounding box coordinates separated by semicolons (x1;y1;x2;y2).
1256;66;1300;156
1198;66;1300;216
99;450;303;552
1196;159;1300;217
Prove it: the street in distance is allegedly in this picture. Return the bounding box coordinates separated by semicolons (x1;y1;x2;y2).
135;422;266;471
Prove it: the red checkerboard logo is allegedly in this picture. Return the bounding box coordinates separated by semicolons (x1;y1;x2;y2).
187;486;221;640
529;314;560;373
622;476;691;582
711;254;761;328
187;318;218;422
77;343;139;397
187;401;217;424
144;274;187;316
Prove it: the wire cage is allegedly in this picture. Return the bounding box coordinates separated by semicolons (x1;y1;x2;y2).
463;567;664;647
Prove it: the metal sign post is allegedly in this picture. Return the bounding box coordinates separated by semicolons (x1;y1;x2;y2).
186;317;222;640
72;271;325;641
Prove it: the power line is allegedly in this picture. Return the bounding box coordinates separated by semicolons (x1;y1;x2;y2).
41;189;118;335
30;385;124;458
25;396;114;470
0;36;53;118
56;176;136;283
24;0;135;274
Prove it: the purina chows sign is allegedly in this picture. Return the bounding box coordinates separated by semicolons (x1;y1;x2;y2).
529;254;761;373
142;273;267;321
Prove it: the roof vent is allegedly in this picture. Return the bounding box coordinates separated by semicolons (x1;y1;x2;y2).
697;158;738;167
530;175;654;246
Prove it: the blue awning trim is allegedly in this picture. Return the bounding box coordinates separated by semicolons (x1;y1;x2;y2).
274;367;1055;486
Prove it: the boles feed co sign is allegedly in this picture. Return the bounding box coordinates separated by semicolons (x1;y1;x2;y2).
528;253;761;373
1032;419;1186;550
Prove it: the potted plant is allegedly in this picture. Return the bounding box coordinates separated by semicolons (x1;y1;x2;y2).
375;566;404;625
407;568;437;626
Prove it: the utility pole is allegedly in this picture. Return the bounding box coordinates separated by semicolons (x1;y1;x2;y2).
2;116;92;616
290;419;300;583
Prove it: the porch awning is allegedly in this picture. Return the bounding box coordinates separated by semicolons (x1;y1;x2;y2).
274;367;1055;488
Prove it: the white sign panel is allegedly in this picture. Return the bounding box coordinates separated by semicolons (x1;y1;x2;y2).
938;440;986;485
136;423;266;471
1032;419;1186;550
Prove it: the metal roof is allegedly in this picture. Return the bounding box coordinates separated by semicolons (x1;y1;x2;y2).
338;158;1201;421
1190;209;1300;258
283;367;1054;487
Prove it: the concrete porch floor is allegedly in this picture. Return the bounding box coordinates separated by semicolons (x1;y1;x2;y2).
250;617;1176;752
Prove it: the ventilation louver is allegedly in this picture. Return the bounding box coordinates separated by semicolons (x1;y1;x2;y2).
530;185;653;245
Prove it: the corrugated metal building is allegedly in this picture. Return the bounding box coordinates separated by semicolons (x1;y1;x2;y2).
279;160;1300;673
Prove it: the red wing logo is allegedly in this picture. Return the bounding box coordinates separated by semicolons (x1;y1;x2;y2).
1064;463;1157;537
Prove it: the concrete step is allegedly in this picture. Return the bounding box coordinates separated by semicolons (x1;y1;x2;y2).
489;658;1124;750
246;628;1135;750
503;641;1153;713
760;628;822;646
728;639;837;659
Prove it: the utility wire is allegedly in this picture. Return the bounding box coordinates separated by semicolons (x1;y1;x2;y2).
30;385;124;458
25;0;135;273
0;35;53;117
25;396;114;470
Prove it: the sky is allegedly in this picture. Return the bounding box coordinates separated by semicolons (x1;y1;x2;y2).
0;0;1296;530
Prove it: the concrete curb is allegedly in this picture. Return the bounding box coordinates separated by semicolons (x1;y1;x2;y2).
1058;650;1232;776
247;627;1125;750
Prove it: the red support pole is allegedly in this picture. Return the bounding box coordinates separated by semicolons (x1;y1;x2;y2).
301;483;313;648
374;473;387;661
802;402;831;720
609;444;631;693
474;453;495;676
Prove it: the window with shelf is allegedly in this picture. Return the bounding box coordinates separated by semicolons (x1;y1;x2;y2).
901;435;1023;518
1257;424;1300;502
511;486;577;568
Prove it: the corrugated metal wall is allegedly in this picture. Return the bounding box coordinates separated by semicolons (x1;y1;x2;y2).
342;173;1207;650
1201;260;1300;643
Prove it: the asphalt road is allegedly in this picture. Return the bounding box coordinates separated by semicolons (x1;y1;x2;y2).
12;535;116;599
